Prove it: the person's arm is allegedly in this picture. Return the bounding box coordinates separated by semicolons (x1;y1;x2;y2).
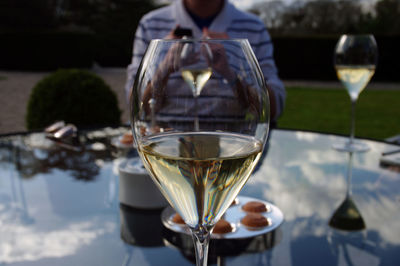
202;28;281;120
125;21;149;104
141;26;187;115
202;28;267;118
141;53;174;115
254;28;286;121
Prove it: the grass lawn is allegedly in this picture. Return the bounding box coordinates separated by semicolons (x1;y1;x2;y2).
278;86;400;141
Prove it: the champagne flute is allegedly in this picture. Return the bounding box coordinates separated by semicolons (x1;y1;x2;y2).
130;39;270;266
332;34;378;152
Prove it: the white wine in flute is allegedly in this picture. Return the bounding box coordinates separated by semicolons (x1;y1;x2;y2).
140;131;262;228
181;67;212;97
335;65;375;101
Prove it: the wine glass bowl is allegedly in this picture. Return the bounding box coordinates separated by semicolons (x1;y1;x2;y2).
333;34;378;152
130;39;270;265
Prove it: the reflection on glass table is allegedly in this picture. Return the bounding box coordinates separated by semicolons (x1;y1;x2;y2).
0;128;399;266
329;152;366;231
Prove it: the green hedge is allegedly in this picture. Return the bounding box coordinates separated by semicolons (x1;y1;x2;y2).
0;30;132;70
273;35;400;81
26;69;121;130
0;31;95;71
1;31;399;82
93;32;133;67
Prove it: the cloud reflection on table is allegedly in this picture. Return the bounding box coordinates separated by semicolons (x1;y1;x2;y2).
0;129;399;265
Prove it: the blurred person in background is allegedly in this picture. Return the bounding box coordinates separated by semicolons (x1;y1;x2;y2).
125;0;285;125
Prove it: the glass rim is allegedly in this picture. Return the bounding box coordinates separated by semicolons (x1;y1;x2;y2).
340;34;376;38
149;38;251;43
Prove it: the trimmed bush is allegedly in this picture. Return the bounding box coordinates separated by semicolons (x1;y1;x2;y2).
26;69;121;130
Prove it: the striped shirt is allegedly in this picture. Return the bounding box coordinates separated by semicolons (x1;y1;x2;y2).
125;0;286;120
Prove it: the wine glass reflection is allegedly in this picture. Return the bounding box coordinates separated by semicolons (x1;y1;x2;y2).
120;204;164;247
163;228;281;265
329;152;366;231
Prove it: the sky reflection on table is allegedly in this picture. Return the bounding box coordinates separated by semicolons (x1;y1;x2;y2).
1;129;399;265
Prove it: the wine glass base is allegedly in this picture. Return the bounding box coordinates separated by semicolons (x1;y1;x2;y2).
332;141;370;153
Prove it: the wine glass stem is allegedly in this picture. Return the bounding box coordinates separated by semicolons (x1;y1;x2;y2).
191;226;210;266
194;96;199;131
349;100;357;145
346;152;354;198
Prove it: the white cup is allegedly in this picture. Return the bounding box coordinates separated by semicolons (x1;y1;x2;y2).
119;157;168;209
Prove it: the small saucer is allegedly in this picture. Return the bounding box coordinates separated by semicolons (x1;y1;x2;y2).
111;135;136;150
161;196;284;239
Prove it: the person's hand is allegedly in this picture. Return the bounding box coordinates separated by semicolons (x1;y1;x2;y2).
165;30;176;40
165;25;181;39
202;28;229;39
162;25;199;73
201;28;235;80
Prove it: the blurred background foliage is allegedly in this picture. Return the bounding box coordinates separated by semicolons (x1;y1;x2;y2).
0;0;159;69
251;0;400;36
0;0;399;80
0;0;159;35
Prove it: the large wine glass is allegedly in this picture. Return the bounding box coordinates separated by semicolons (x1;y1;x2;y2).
332;34;378;152
130;39;270;266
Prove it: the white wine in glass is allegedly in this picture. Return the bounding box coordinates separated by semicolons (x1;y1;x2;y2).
335;65;375;101
333;34;378;152
141;132;262;227
181;67;212;97
130;39;270;266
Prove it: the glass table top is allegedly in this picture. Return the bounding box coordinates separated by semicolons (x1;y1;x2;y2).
0;128;399;265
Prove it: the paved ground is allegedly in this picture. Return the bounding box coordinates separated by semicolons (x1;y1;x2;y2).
0;68;129;135
0;68;398;135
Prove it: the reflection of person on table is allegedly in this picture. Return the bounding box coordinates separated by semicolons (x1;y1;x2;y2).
125;0;286;125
